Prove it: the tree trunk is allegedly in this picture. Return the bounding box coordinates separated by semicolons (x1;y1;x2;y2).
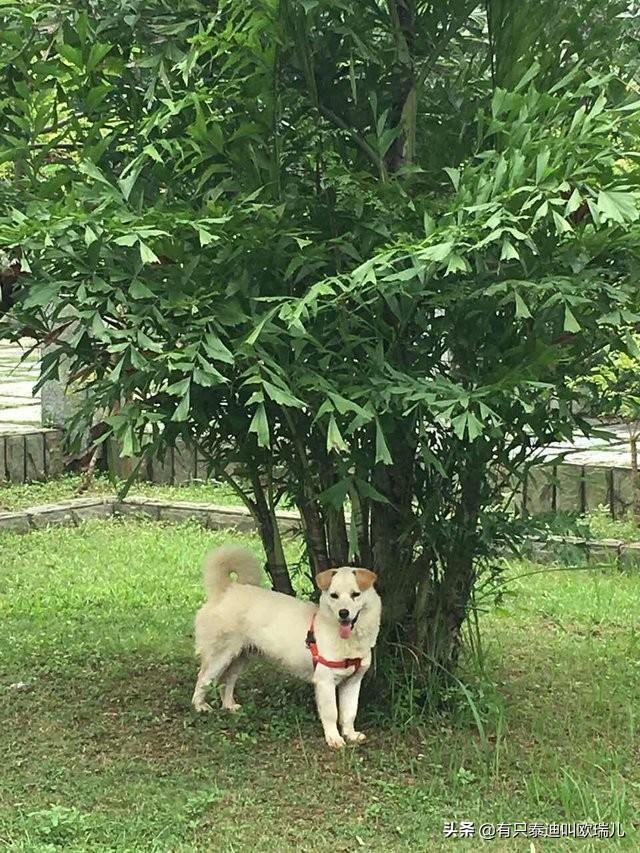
418;452;484;676
349;482;372;567
386;0;417;172
283;411;331;574
370;420;418;622
319;453;349;565
249;468;294;595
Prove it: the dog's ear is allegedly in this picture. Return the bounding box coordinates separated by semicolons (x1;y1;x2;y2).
353;568;377;590
315;569;338;591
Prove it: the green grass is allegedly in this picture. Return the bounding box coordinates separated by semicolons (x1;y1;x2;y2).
544;505;640;543
1;519;638;851
0;475;242;512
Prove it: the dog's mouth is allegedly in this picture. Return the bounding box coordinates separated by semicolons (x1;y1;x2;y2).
338;612;359;639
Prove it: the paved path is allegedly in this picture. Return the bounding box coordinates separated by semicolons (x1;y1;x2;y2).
544;424;632;468
0;339;41;431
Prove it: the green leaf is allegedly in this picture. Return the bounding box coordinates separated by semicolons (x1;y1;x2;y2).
327;415;348;453
91;312;109;341
22;282;59;308
87;42;113;71
514;61;540;92
423;211;436;236
615;99;640;112
327;393;371;420
514;292;532;319
193;365;226;386
623;333;640;360
119;169;140;201
419;242;454;262
85;84;111;112
500;240;520;261
58;44;84;69
563;305;581;333
352;257;377;285
166;378;191;396
466;412;484;441
443;167;460;191
245;308;277;345
535;150;550;183
552;211;572;234
319;478;350;509
347;511;359;562
354;478;390;505
204;332;234;364
375;421;392;465
172;388;191;422
130;279;154;299
597;190;638;224
452;413;468;440
114;234;139;247
120;426;136;458
348;53;357;104
249;404;270;447
564;188;582;216
198;228;218;246
139;242;160;265
263;380;304;409
78;160;116;190
533;200;548;224
445;254;469;275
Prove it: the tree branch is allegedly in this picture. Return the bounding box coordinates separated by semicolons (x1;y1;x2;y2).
318;103;388;181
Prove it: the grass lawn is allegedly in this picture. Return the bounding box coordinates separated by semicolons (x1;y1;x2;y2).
1;519;639;851
0;475;241;512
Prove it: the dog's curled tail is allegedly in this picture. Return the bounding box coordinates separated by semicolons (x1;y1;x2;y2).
202;545;262;599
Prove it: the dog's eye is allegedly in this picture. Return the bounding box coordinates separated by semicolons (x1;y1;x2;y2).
330;593;339;599
351;592;360;599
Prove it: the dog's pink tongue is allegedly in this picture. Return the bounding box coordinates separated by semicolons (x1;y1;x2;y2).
339;623;352;639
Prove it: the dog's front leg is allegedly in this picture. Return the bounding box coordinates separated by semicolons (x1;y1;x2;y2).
314;677;344;749
338;668;367;743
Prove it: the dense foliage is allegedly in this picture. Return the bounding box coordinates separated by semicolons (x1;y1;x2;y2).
1;0;639;679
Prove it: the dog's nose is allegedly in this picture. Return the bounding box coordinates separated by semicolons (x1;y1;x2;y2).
338;609;350;620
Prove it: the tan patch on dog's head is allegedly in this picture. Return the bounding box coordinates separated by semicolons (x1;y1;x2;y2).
315;569;338;591
353;568;377;591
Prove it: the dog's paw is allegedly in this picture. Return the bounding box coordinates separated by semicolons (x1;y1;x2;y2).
325;733;346;749
345;730;366;743
193;700;214;713
222;702;242;712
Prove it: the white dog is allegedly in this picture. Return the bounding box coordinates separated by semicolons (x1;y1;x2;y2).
192;545;381;748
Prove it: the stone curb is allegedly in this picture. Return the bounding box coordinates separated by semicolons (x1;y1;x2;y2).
0;496;303;537
0;496;638;568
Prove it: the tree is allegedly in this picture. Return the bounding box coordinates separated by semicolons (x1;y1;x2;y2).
1;0;639;685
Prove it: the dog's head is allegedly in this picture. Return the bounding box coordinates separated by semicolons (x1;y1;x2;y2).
315;567;377;639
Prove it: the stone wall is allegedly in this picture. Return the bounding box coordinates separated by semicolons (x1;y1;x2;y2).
0;427;64;483
518;464;635;519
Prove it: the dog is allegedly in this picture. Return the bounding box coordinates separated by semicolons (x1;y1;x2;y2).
192;545;381;748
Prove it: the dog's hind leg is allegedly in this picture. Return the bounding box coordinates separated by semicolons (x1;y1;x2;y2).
218;653;249;712
192;645;241;712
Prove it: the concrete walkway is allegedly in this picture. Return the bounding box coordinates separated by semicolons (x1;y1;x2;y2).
0;339;41;431
543;424;633;469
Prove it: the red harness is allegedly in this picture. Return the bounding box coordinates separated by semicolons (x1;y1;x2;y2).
305;613;362;673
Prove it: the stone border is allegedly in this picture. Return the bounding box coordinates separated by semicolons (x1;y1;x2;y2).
0;495;639;569
0;496;302;536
